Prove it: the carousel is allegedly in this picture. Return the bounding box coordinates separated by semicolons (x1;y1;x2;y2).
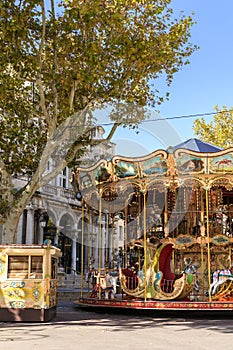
73;139;233;315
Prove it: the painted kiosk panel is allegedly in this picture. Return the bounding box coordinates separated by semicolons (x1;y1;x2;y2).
0;241;62;321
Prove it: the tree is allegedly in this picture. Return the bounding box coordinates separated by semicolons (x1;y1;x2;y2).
0;0;197;243
193;106;233;149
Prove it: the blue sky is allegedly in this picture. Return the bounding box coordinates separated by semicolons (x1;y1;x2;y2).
111;0;233;156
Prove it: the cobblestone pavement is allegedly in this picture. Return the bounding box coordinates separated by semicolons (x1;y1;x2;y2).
0;301;232;350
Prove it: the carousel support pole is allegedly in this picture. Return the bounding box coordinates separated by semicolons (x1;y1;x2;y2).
90;210;94;260
87;206;91;295
164;185;169;237
205;187;212;302
124;205;128;268
81;198;85;298
143;189;147;302
229;245;232;269
98;190;103;299
105;213;108;267
171;250;175;273
200;187;204;224
201;244;205;301
90;209;96;295
200;187;205;300
138;249;141;270
136;191;141;271
111;214;115;269
138;192;141;238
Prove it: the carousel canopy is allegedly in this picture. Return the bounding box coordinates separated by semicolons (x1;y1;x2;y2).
173;138;222;153
74;137;233;199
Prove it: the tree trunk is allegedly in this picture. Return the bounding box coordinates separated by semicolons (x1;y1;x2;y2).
1;185;38;244
2;209;22;244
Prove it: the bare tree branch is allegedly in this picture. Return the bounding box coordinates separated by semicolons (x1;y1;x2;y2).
90;121;122;146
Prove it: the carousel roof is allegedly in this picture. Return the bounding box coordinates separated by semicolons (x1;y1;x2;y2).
173;138;222;153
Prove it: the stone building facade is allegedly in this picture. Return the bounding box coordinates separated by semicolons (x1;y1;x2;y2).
12;127;124;273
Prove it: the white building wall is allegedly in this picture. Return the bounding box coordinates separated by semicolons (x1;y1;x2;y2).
5;127;117;274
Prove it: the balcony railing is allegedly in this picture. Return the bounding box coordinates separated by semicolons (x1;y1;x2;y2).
41;185;57;195
60;188;76;200
41;185;77;201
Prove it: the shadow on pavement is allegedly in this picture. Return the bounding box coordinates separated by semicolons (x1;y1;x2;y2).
1;300;232;336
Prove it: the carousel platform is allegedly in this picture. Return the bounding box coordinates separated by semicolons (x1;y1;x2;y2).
74;297;233;318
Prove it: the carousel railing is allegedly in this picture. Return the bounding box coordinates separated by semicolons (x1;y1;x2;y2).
161;279;174;293
123;276;174;293
121;268;139;290
124;276;139;290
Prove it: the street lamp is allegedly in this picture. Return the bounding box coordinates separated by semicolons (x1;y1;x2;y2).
39;212;48;228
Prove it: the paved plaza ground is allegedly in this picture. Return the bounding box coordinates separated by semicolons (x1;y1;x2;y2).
0;301;232;350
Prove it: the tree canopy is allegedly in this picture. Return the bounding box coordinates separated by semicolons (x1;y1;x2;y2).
0;0;197;243
193;106;233;149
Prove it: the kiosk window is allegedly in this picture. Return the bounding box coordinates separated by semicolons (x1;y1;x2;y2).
30;256;43;278
8;255;43;279
8;256;28;278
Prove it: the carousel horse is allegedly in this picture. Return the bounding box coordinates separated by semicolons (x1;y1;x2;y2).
106;272;118;297
209;269;233;296
90;272;118;299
